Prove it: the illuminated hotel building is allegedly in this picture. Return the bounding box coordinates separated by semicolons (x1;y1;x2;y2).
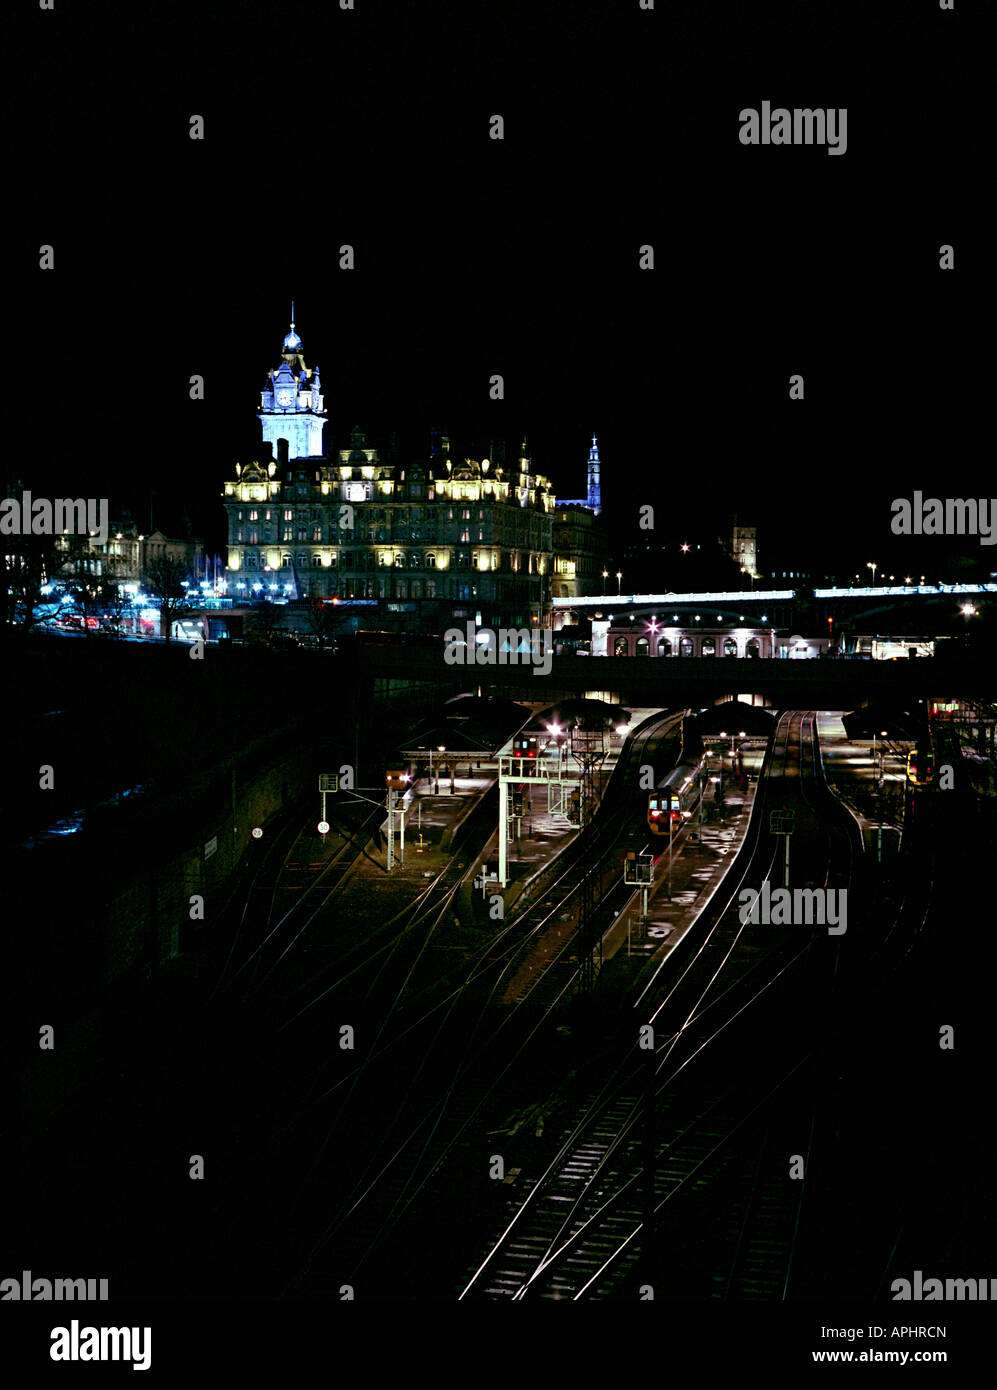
222;318;555;629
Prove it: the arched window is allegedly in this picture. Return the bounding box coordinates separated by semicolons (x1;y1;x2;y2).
679;636;694;657
635;637;650;657
723;637;737;657
657;637;671;657
613;636;629;656
426;553;437;569
702;636;716;657
746;638;761;658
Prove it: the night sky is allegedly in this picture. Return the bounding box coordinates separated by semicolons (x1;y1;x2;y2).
15;0;989;574
4;0;994;1365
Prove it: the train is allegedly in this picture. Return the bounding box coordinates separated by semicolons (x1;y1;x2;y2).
906;746;936;788
512;732;542;760
647;758;706;836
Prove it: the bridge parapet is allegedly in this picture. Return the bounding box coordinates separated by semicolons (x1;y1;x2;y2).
354;650;991;700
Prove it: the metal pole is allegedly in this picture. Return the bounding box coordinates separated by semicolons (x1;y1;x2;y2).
784;832;790;888
877;756;883;863
668;812;673;902
386;788;396;872
498;775;509;887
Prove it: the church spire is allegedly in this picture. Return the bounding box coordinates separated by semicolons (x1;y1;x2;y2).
587;434;602;515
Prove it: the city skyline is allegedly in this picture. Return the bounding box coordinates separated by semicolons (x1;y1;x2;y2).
6;0;992;1368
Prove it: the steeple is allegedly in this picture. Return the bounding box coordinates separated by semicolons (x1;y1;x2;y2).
259;310;326;461
282;302;303;356
586;434;602;515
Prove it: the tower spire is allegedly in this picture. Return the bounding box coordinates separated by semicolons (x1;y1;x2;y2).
587;433;602;515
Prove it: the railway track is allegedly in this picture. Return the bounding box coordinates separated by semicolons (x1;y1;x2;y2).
460;711;855;1301
275;709;689;1292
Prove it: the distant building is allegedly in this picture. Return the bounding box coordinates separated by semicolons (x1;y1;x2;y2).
552;506;610;603
731;521;758;580
54;523;204;587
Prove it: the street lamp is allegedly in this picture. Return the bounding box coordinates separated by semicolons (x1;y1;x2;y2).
602;568;609;591
615;570;622;596
866;561;877;587
698;751;712;842
872;729;887;863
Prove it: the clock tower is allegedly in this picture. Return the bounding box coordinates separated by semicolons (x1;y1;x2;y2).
258;306;327;461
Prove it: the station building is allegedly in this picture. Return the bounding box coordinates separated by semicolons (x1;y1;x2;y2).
598;614;835;659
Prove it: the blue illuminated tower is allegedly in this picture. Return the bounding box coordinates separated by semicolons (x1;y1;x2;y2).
258;305;327;460
586;434;602;515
